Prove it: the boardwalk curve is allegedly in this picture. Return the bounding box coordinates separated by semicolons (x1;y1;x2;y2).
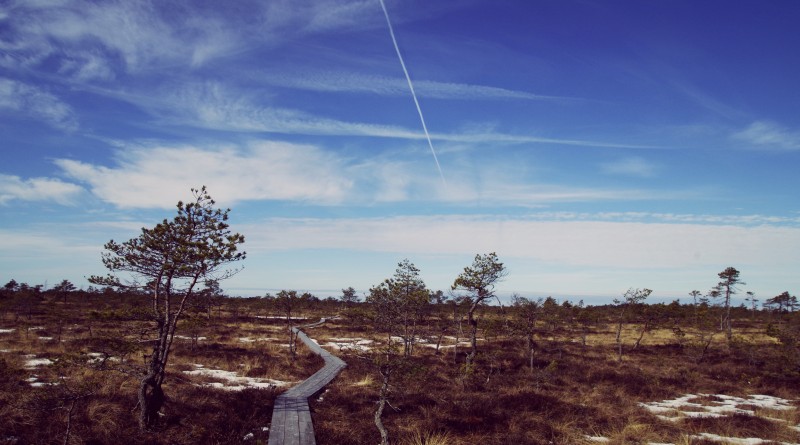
268;318;346;445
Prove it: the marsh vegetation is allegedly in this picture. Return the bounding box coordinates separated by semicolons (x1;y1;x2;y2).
1;278;798;444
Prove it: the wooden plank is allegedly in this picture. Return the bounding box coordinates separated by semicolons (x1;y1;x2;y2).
268;396;287;444
268;318;347;445
297;405;316;445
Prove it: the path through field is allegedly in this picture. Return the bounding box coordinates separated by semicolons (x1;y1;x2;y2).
268;318;346;445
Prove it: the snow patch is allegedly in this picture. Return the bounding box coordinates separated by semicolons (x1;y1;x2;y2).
640;394;796;420
175;335;207;341
690;433;770;445
238;337;277;343
0;328;15;333
86;352;120;364
184;364;291;391
24;356;53;368
26;375;57;387
641;394;798;445
322;338;373;351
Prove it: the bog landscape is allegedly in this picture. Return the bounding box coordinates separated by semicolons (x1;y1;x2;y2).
2;2;800;445
1;189;799;445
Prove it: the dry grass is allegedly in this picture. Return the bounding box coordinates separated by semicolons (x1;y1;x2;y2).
2;297;799;444
0;297;330;444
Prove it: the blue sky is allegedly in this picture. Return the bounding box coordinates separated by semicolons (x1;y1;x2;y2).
1;0;799;304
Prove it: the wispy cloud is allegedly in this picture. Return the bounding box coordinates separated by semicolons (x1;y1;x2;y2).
0;0;386;81
600;157;658;178
55;142;353;208
301;0;381;33
526;211;800;227
670;80;745;120
244;215;800;270
49;136;677;209
430;132;661;149
263;70;566;101
129;82;644;149
0;78;77;130
0;174;83;205
733;121;800;151
135;81;421;138
437;179;674;206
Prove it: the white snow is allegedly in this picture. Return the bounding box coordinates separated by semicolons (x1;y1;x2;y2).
0;328;15;333
680;411;726;419
175;335;207;341
656;415;681;422
640;394;799;445
86;352;120;364
184;364;291;391
37;336;54;341
322;338;373;351
691;433;769;445
585;436;610;442
238;337;277;343
24;357;53;368
26;375;58;387
640;394;796;420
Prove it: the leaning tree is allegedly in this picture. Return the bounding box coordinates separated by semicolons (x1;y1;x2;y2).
89;186;245;430
451;252;506;367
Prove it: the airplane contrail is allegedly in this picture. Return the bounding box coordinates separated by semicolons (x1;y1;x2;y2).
378;0;446;186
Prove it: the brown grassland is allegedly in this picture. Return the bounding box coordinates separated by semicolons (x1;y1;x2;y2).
1;289;798;445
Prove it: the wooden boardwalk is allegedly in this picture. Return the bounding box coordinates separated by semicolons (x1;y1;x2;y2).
268;318;346;445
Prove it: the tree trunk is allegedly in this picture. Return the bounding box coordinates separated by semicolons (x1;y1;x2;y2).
375;370;390;445
633;319;650;350
138;372;164;430
466;301;479;367
724;293;732;340
289;328;298;362
529;347;534;373
139;317;169;430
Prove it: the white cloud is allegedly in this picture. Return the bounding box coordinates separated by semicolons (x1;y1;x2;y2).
0;0;387;80
529;211;800;226
733;121;800;151
245;215;800;270
303;0;379;32
51;135;682;209
54;142;353;208
0;174;83;205
145;82;652;149
263;70;563;101
0;78;77;130
136;81;421;139
600;157;657;178
431;132;660;149
437;179;668;205
1;1;239;77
